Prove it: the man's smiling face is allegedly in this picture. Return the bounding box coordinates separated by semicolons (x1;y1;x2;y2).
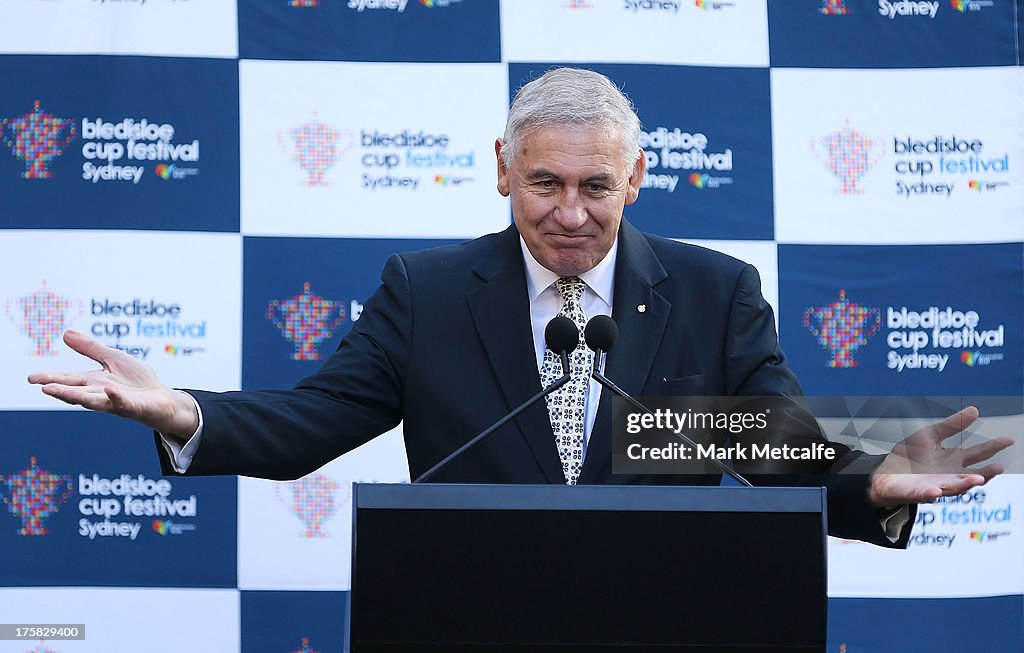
496;125;645;277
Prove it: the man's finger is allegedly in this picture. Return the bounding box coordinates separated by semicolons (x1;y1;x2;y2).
961;436;1015;467
965;463;1005;482
27;370;93;386
61;329;117;368
935;473;987;497
104;385;135;416
928;406;981;443
41;384;113;412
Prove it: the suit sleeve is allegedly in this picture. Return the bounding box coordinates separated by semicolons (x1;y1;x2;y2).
724;264;915;548
155;253;413;481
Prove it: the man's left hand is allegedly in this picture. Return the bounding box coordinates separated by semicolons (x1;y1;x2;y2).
869;406;1015;508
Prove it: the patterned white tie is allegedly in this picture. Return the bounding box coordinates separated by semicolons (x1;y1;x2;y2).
539;276;594;485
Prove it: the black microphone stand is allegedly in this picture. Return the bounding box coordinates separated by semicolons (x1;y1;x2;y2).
414;349;572;484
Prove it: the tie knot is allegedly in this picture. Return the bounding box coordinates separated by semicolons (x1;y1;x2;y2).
555;276;585;304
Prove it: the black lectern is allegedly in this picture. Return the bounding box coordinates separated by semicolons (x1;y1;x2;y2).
348;484;827;653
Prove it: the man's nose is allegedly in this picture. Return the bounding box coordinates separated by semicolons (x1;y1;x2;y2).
553;188;587;230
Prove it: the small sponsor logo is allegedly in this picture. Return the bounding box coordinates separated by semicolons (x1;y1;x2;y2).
155;163;199;180
152;519;197;535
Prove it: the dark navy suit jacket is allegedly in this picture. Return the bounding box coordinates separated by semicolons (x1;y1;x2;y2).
158;220;911;547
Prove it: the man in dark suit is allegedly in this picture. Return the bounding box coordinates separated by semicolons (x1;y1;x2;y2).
29;67;1010;547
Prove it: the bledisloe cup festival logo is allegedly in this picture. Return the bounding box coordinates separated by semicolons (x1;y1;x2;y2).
266;282;347;361
803;290;882;368
290;638;321;653
819;0;848;15
811;121;884;195
279;112;354;187
278;117;476;192
1;460;199;540
819;0;944;18
1;101;77;179
640;127;734;193
275;473;348;538
5;281;82;356
2;100;201;185
6;284;209;362
803;290;1008;374
813;121;1012;199
2;459;203;542
885;304;1005;373
0;457;74;536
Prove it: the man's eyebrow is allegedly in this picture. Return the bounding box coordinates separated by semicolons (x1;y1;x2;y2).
524;170;617;184
525;168;560;180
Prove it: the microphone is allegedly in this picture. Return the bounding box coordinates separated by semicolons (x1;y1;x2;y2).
546;315;579;379
584;315;753;488
414;316;579;483
584;314;618;375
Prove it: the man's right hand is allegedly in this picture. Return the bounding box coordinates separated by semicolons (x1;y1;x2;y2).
27;329;199;438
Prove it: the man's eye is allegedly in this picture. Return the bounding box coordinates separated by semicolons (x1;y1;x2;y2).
586;184;606;193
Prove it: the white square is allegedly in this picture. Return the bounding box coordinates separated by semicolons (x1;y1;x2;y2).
502;0;768;67
240;61;511;239
1;231;242;409
0;0;238;58
772;67;1024;244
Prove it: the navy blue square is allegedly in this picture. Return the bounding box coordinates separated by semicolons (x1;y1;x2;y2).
779;243;1023;396
768;0;1018;68
0;56;239;232
243;236;461;391
0;411;237;587
241;590;348;653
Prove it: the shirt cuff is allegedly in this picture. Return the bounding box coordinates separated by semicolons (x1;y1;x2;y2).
157;391;204;474
879;504;911;543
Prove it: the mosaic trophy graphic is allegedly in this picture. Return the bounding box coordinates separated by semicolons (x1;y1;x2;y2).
278;112;353;187
6;281;81;356
275;473;345;538
811;120;882;195
0;457;74;536
803;290;881;368
819;0;848;15
2;101;78;179
291;637;321;653
267;282;347;361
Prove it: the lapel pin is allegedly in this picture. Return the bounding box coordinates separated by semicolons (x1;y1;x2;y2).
637;304;646;313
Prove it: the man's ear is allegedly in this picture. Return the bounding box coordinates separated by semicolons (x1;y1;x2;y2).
495;139;510;197
625;148;646;205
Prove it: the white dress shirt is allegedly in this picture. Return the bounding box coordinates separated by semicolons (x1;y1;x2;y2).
519;236;617;460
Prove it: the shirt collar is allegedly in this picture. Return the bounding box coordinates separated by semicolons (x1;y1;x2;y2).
519;235;618;306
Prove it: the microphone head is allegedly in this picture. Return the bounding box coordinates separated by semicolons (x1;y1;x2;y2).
584;315;618;352
545;316;579;354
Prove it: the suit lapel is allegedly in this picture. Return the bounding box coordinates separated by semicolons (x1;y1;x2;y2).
466;226;564;484
579;221;670;484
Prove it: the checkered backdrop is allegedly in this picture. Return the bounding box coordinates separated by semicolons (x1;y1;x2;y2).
1;1;1022;652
